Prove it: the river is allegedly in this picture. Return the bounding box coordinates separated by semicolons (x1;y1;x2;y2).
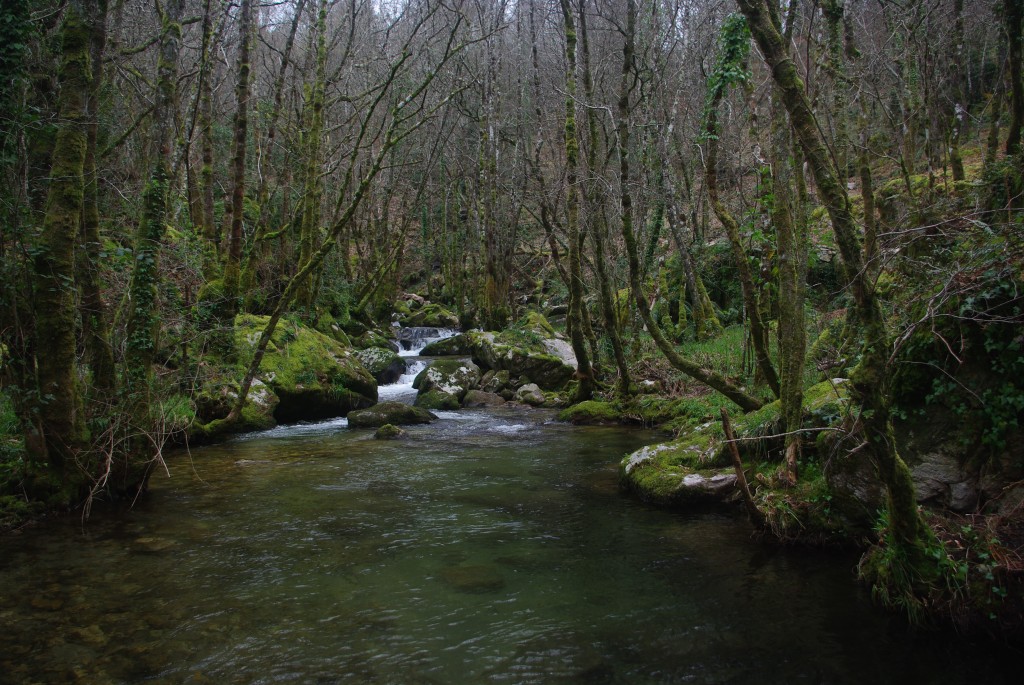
0;355;1019;683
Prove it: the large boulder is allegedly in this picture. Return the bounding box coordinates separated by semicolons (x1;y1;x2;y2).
515;383;545;407
356;347;406;385
413;359;481;401
235;314;377;424
621;443;740;507
462;390;506;408
347;401;436;428
465;331;575;391
420;332;472;356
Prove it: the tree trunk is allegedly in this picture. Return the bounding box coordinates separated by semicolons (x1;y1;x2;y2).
557;0;594;402
1005;0;1023;154
221;0;252;322
80;0;116;400
736;0;935;585
30;0;91;497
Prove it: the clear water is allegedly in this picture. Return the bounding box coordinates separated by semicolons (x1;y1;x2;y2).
0;407;1018;684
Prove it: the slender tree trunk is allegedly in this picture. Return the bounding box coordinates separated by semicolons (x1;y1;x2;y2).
1005;0;1023;154
80;0;116;399
578;0;630;395
221;0;253;318
557;0;594;401
949;0;966;181
124;0;184;424
737;0;934;578
241;0;307;309
30;0;91;496
199;0;219;272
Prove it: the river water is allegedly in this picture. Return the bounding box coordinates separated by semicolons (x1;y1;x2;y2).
1;399;1020;682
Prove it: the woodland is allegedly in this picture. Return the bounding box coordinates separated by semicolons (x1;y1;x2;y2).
1;0;1023;635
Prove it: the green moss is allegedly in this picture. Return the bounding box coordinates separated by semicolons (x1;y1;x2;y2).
558;400;621;424
414;389;460;411
374;423;403;439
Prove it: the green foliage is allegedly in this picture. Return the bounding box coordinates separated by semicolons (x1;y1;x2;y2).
704;13;752;119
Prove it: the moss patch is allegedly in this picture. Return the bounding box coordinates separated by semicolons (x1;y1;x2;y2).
558;401;621;425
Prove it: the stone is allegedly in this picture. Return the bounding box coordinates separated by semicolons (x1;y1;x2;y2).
414;389;461;411
462;390;506;408
413;359;481;401
347;401;436;428
558;400;621;425
355;347;406;385
420;333;471;356
374;424;404;440
515;383;545;406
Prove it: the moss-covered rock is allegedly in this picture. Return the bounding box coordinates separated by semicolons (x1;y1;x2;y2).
235;314;377;424
414;389;461;411
192;378;279;438
558;401;621;425
515;383;545;406
467;331;575;391
402;302;459;328
420;333;472;356
374;423;404;439
348;401;436;428
355;347;406;385
620;380;850;509
413;359;481;401
462;390;506;407
354;329;398;352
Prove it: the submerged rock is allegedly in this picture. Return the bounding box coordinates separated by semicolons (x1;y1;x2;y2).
439;564;506;593
348;401;436;428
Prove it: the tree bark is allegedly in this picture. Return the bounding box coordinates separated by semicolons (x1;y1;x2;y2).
30;0;91;495
557;0;594;401
736;0;934;570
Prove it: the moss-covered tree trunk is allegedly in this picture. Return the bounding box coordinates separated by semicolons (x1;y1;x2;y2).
948;0;966;181
221;0;253;318
1005;0;1023;155
124;0;184;436
578;0;630;395
80;0;116;400
736;0;935;589
557;0;594;401
198;0;219;274
29;0;91;498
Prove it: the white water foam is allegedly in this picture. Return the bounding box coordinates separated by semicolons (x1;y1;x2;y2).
377;360;427;403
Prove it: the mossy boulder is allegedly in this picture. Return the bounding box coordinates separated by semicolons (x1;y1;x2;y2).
462;390;506;407
192;378;280;438
402;303;459;328
466;331;575;391
315;313;353;347
348;401;436;428
558;401;621;425
355;347;406;385
235;314;377;424
413;359;481;401
420;333;472;356
414;389;461;411
354;329;398;352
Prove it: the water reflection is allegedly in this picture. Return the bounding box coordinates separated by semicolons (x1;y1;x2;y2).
0;408;1018;684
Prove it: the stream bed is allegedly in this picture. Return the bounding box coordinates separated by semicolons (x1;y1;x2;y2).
1;406;1019;683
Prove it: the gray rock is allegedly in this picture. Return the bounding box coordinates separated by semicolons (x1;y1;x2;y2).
516;383;545;406
414;359;481;401
355;347;406;385
462;390;506;408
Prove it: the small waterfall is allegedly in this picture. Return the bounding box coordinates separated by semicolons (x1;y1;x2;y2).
377;359;427;403
394;326;459;357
